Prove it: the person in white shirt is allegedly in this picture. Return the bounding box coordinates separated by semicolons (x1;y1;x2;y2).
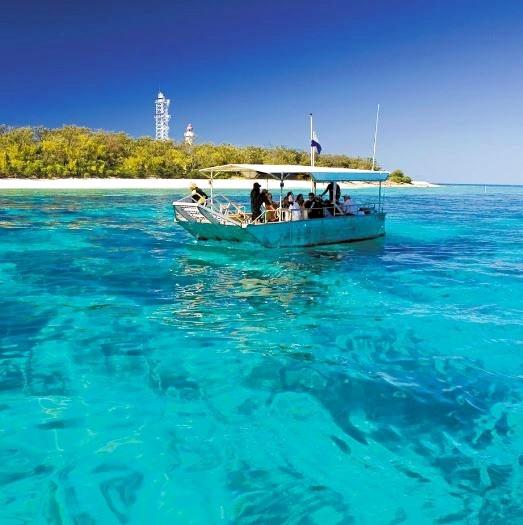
342;195;358;215
290;195;302;221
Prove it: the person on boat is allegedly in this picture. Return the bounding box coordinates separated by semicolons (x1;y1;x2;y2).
290;194;304;221
263;192;278;222
307;195;324;219
281;191;294;220
282;191;294;208
250;182;263;222
190;183;208;205
297;194;305;219
342;195;357;215
304;192;315;209
321;182;341;204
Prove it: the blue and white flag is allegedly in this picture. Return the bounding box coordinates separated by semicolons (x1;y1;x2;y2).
311;131;322;155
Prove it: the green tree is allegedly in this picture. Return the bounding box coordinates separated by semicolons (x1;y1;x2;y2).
388;169;412;184
0;125;404;180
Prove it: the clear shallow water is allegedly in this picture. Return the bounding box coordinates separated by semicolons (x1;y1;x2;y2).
0;185;522;524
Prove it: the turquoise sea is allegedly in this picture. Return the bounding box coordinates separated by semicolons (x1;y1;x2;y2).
1;185;522;524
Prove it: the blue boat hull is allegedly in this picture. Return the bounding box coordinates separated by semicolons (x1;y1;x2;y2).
175;212;386;248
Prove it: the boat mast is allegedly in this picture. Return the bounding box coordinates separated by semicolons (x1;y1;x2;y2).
279;174;284;221
371;103;380;171
310;113;317;194
309;113;315;167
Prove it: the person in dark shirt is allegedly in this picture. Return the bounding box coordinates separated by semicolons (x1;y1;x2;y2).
304;192;315;210
190;183;208;204
321;182;341;204
250;182;262;222
308;196;324;219
304;193;315;219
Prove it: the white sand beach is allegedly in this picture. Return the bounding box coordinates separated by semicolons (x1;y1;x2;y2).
0;178;438;190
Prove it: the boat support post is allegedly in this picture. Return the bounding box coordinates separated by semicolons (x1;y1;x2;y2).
210;171;214;204
279;173;284;220
378;181;382;212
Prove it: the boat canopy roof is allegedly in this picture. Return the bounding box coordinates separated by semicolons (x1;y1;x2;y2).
199;164;389;182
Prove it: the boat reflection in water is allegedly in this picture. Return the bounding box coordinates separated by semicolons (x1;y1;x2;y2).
173;164;389;248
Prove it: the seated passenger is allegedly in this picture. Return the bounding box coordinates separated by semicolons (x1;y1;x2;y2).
308;196;324;219
303;193;313;219
341;195;357;215
290;194;305;221
263;192;278;222
304;192;315;209
190;183;208;204
282;191;294;208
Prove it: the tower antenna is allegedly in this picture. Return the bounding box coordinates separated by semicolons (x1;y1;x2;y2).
155;91;171;140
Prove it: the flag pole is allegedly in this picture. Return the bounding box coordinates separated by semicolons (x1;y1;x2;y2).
371;103;380;171
309;113;315;167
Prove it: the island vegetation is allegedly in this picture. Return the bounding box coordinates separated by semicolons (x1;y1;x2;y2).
387;169;412;184
0;125;408;182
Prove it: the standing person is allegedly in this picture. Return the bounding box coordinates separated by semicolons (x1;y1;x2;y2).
321;182;341;204
250;182;262;222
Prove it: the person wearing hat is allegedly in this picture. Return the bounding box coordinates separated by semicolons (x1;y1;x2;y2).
190;183;208;205
250;182;263;222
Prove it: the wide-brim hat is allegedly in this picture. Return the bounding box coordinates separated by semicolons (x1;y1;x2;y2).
190;183;197;189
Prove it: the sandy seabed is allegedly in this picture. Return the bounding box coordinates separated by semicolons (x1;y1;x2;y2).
0;178;437;190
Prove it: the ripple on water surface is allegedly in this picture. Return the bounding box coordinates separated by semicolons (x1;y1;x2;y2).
0;187;522;524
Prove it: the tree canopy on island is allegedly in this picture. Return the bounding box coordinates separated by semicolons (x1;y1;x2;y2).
0;125;407;181
387;169;412;184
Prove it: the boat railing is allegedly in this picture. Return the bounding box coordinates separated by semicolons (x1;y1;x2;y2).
208;194;250;225
174;193;249;224
175;193;381;225
252;202;380;224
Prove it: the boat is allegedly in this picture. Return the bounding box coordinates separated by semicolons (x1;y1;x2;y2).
172;163;389;248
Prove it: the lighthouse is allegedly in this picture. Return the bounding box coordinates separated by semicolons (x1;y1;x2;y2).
184;123;195;146
154;91;171;140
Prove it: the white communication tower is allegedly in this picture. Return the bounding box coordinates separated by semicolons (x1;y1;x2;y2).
155;91;171;140
184;123;195;146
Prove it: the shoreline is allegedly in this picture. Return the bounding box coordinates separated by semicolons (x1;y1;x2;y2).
0;178;438;190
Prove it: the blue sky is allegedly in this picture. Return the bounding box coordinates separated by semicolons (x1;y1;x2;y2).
1;0;522;183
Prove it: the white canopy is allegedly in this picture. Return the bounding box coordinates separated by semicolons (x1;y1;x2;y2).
199;164;389;182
